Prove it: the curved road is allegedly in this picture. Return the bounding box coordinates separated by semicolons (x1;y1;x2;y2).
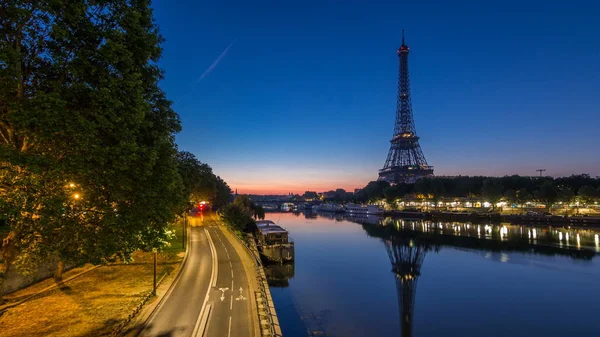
138;217;255;337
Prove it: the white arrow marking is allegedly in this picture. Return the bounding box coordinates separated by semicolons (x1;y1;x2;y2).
219;287;229;301
235;286;246;301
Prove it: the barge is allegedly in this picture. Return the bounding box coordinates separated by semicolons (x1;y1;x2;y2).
255;220;295;263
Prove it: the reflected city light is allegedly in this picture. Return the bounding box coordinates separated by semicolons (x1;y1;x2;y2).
559;232;563;241
533;229;537;239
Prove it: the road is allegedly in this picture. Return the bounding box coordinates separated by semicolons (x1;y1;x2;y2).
138;217;255;337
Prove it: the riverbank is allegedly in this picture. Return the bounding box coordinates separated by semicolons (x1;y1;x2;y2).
417;210;600;227
0;220;186;337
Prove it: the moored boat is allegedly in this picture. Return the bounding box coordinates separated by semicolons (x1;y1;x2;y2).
313;203;344;213
255;220;295;262
344;203;384;215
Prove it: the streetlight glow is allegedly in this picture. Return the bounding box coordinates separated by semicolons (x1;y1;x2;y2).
73;193;81;200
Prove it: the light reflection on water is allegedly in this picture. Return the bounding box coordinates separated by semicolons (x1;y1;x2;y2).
267;211;600;337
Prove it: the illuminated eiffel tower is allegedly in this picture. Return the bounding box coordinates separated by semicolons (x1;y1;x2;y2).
379;31;433;184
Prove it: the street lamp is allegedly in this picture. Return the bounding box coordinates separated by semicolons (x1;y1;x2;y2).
152;248;158;295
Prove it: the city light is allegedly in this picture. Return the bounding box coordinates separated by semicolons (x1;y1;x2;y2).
73;193;81;200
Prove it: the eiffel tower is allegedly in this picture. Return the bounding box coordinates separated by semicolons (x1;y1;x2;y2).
379;31;433;184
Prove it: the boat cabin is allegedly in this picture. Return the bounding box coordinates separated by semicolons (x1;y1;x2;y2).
255;220;290;245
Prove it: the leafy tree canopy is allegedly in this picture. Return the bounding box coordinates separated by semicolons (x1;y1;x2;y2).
0;0;186;297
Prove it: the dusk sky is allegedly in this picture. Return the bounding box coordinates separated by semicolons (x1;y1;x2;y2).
152;0;600;194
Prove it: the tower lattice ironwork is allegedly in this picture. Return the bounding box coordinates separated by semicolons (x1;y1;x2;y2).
379;31;433;184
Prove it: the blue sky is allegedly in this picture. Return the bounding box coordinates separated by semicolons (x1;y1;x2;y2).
151;0;600;194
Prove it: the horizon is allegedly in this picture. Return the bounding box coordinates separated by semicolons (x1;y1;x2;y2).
152;0;600;194
236;172;599;196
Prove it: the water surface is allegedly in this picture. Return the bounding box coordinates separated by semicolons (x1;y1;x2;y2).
266;212;600;337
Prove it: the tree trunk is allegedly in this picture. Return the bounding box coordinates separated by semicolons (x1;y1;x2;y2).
0;261;11;304
54;260;65;282
0;231;17;304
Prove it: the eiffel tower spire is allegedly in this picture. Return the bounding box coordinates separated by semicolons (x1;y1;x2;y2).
379;31;433;184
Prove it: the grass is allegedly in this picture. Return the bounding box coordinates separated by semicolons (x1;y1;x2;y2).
0;220;186;337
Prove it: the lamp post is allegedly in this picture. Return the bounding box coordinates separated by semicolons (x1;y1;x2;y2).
182;213;186;250
153;248;157;295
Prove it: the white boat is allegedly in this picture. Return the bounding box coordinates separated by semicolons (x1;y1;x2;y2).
343;203;384;215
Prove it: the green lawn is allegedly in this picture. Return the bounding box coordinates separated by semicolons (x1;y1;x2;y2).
0;219;188;337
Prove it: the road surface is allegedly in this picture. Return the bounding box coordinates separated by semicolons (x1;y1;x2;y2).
138;218;255;337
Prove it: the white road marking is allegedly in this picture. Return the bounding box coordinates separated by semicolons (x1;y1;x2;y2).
228;316;232;337
235;286;246;301
190;229;218;337
219;287;229;301
207;230;218;288
191;303;212;337
230;294;233;310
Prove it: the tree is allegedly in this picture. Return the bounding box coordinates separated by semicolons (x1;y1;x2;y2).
578;185;598;205
503;189;517;206
176;151;231;209
516;188;531;207
482;179;503;209
253;206;266;220
302;191;318;200
1;0;184;298
220;203;254;232
213;176;232;210
429;179;446;208
234;195;255;213
534;181;559;210
558;187;575;205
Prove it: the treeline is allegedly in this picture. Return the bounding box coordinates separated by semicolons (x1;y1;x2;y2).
307;174;600;207
0;1;229;301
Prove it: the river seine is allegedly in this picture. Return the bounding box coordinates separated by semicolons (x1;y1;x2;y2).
264;211;600;337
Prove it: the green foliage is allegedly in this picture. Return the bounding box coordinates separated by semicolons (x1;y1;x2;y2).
578;185;598;205
534;181;559;208
482;179;503;208
177;151;231;209
355;181;390;202
0;0;186;287
302;191;319;200
220;203;254;232
233;195;254;212
253;205;266;220
350;174;600;208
